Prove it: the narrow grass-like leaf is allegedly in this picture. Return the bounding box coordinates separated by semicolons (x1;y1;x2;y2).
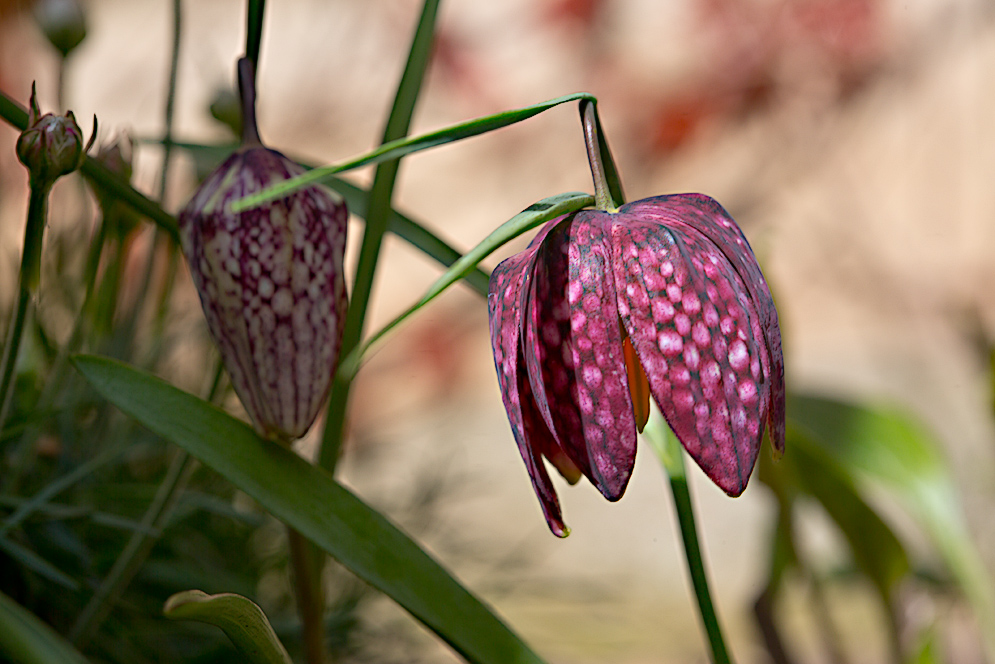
0;590;90;664
72;355;545;664
234;92;596;210
162;141;490;296
340;192;595;378
329;176;489;296
0;537;79;590
164;590;292;664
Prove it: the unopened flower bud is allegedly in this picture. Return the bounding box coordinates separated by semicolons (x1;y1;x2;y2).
89;133;139;236
16;83;96;187
33;0;87;58
178;58;348;443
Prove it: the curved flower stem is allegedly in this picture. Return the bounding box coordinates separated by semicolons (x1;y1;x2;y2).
646;418;734;664
0;183;51;437
579;99;625;212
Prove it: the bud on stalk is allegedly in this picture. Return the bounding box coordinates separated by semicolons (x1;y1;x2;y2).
178;58;348;443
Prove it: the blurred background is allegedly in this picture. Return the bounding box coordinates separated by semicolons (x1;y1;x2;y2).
1;0;995;662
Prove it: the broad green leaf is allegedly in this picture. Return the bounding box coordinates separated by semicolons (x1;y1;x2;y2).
787;430;910;601
341;191;595;378
788;393;995;657
164;590;292;664
72;355;545;664
234;92;597;210
0;589;90;664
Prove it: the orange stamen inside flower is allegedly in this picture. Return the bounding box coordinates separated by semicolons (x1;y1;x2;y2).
622;326;651;432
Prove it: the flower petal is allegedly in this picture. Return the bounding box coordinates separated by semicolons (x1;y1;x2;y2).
488;253;568;537
611;211;766;495
626;195;785;454
523;212;637;501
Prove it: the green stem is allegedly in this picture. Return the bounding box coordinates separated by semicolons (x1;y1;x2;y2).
68;359;224;648
157;0;182;204
245;0;266;71
69;450;196;648
0;183;52;437
579;99;624;212
318;0;441;473
287;528;325;664
647;419;734;664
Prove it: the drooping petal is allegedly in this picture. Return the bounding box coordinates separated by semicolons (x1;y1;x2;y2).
523;212;637;500
626;194;785;454
610;209;767;495
488;252;568;536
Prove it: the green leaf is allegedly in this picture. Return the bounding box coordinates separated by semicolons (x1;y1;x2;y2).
787;430;910;601
234;92;597;210
163;141;490;296
0;537;80;590
71;355;545;664
0;589;90;664
329;176;489;296
788;393;995;658
164;590;292;664
341;191;595;378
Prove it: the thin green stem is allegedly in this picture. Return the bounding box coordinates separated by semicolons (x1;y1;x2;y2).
579;99;624;212
0;183;52;437
646;419;734;664
157;0;182;204
5;214;111;490
318;0;441;472
288;527;325;664
69;450;196;648
245;0;266;71
68;359;225;648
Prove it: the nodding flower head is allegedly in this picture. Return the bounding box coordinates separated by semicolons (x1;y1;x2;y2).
488;194;784;536
178;59;348;443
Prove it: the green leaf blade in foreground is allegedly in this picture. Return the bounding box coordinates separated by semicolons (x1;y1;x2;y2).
0;589;90;664
234;92;596;210
72;355;544;664
342;191;595;378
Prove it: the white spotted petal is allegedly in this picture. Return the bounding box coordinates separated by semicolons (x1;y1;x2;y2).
179;147;348;442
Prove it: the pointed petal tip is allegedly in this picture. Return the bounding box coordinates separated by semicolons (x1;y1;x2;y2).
551;522;570;538
593;469;633;503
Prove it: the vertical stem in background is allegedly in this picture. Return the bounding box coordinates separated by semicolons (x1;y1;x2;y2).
646;417;734;664
158;0;182;204
121;0;183;350
318;0;442;473
0;184;51;437
245;0;266;72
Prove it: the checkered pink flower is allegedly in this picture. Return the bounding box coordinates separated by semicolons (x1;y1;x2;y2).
488;194;784;536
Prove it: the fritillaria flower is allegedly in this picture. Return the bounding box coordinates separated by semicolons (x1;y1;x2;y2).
179;59;348;443
488;194;784;536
